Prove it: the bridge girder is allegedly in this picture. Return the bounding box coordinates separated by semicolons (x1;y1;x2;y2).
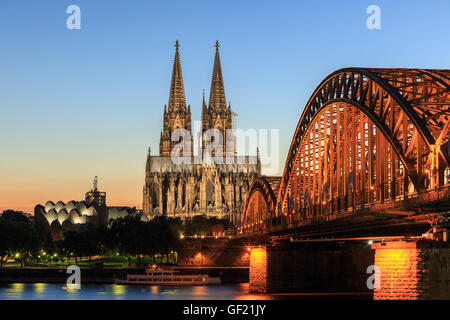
242;68;450;233
277;68;450;216
240;176;279;234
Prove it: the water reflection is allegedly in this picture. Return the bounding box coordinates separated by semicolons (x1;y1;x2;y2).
231;283;272;300
61;285;81;299
112;284;127;296
150;286;159;295
33;283;47;299
0;283;370;300
235;294;274;300
34;283;47;294
5;283;25;299
192;286;206;294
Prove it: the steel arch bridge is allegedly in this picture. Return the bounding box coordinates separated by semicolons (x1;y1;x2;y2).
240;68;450;235
241;176;280;234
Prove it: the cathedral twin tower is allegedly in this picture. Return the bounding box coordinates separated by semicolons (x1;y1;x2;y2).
159;40;234;157
143;41;260;223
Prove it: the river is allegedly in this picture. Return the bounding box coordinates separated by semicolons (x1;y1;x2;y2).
0;283;371;300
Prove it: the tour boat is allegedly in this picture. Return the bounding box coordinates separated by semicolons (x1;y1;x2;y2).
114;265;221;286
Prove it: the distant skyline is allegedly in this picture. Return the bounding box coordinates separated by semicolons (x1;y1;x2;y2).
1;0;450;213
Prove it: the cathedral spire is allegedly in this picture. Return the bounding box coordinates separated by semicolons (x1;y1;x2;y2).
208;40;226;111
145;147;152;173
168;40;186;112
201;89;207;114
159;41;192;156
201;89;209;132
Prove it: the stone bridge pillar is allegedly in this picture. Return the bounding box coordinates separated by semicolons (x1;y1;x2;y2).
373;240;450;300
249;246;268;293
249;242;373;293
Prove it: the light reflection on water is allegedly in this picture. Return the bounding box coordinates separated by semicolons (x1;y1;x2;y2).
0;283;371;300
0;283;265;300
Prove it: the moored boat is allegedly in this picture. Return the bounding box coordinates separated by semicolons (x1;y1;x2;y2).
114;265;221;285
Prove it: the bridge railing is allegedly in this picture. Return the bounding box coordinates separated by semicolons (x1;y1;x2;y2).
237;184;450;236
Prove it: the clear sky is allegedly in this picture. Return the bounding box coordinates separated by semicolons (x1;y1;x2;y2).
1;0;449;213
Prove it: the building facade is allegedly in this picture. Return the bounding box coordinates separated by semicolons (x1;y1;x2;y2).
35;178;144;240
143;41;260;224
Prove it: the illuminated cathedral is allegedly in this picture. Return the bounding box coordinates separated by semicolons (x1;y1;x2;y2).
143;41;260;224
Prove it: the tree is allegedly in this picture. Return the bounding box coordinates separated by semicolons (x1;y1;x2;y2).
0;218;13;267
62;224;105;266
62;231;82;265
109;216;145;265
1;210;29;223
0;215;41;267
80;225;102;266
150;216;181;263
184;215;229;236
107;215;180;265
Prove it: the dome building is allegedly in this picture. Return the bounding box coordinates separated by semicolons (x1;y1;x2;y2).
34;178;143;240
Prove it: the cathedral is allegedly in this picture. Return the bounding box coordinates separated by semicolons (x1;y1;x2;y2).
143;41;260;224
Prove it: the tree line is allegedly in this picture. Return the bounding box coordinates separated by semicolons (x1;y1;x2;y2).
0;210;229;267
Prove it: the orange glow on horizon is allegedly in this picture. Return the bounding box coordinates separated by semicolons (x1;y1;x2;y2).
0;183;142;215
0;165;144;214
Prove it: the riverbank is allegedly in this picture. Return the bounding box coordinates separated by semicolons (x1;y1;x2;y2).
0;267;249;284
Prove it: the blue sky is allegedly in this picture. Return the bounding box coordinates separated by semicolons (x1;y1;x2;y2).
1;0;449;212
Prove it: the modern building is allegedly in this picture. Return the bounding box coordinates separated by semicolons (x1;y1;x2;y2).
143;41;261;224
35;178;144;240
84;176;106;206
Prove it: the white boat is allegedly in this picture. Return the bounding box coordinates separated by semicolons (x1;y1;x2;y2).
114;265;221;286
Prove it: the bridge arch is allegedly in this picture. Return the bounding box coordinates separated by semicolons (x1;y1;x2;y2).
277;68;450;219
240;176;280;234
240;68;450;234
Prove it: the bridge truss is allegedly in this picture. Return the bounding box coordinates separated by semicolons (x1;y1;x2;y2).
241;68;450;235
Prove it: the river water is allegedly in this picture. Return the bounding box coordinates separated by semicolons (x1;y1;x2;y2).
0;283;371;300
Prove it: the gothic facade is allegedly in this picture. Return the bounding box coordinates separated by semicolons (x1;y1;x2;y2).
143;41;260;224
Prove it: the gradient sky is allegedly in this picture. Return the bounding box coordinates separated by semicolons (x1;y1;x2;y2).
1;0;449;213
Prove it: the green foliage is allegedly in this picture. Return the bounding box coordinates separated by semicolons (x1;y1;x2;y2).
1;210;29;223
0;211;228;267
184;214;229;236
109;215;181;258
61;224;112;265
0;213;41;267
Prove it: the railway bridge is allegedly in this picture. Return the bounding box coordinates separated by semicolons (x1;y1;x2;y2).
238;68;450;299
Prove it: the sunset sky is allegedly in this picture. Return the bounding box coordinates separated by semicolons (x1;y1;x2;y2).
1;0;449;213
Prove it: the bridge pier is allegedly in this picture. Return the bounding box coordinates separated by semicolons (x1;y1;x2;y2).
373;239;450;300
249;241;373;294
248;238;450;298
